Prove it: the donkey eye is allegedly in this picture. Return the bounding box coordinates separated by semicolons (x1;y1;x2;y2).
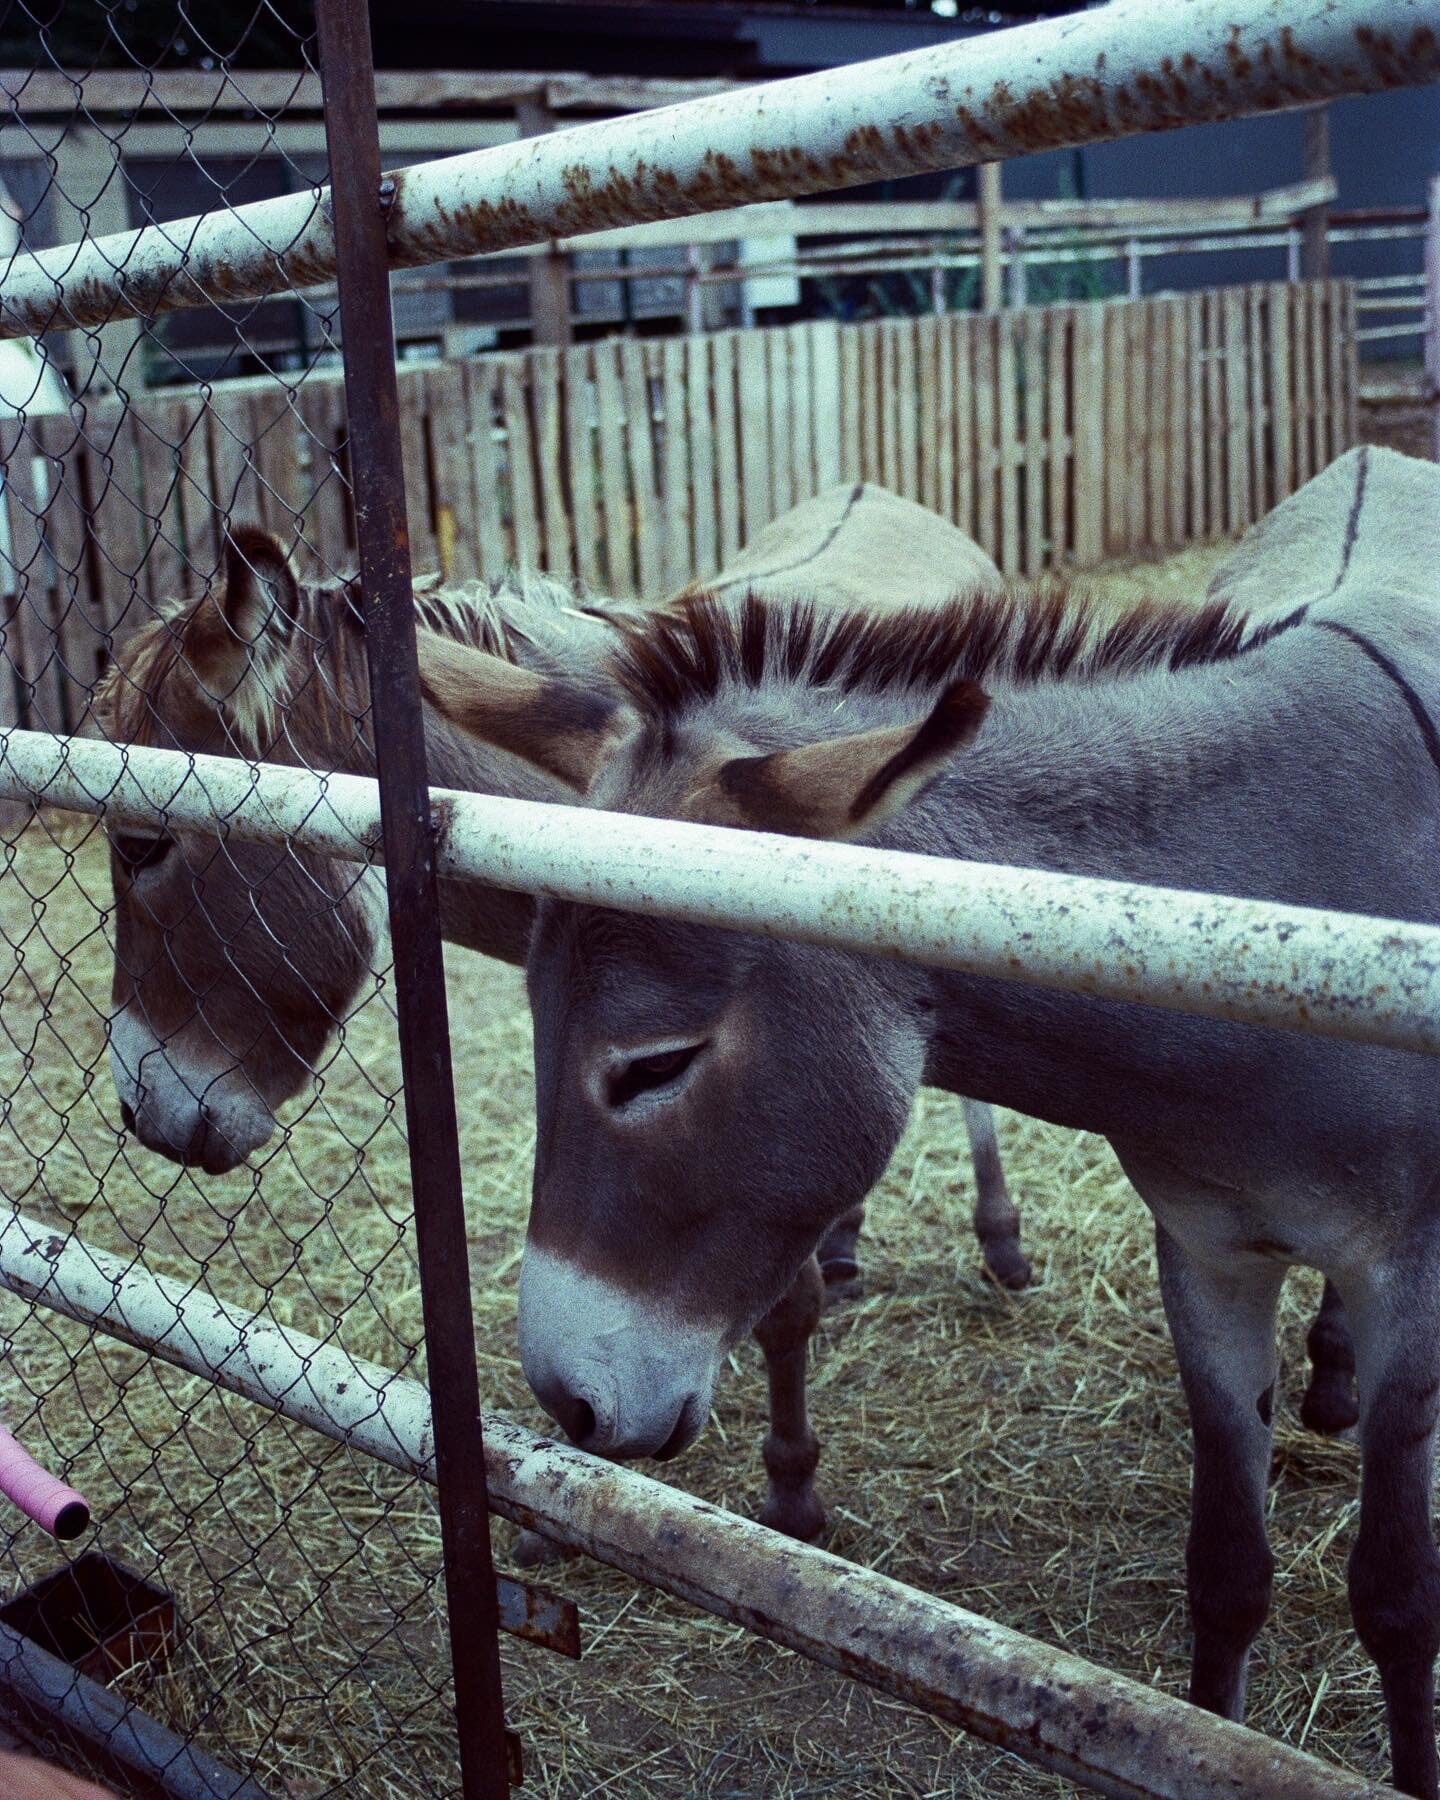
607;1043;705;1110
112;831;175;874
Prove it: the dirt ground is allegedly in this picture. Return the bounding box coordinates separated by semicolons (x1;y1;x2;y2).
0;459;1427;1794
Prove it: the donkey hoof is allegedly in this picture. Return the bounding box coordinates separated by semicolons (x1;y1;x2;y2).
820;1257;864;1304
513;1528;581;1569
1300;1376;1360;1437
983;1243;1033;1291
760;1494;827;1544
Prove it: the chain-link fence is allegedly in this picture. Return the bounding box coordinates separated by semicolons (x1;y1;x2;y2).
0;8;514;1792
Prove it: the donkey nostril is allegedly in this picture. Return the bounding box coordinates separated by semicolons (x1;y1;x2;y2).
556;1395;597;1448
532;1358;615;1450
119;1100;136;1133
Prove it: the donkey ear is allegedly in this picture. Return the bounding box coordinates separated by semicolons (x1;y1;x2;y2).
183;527;301;697
416;633;638;795
219;526;301;644
698;678;989;841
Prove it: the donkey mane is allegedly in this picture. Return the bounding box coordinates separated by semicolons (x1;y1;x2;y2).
95;563;588;755
612;583;1309;723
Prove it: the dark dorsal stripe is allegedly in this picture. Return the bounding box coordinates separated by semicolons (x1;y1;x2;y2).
1326;444;1369;598
1315;620;1440;781
707;481;866;596
1304;451;1440;780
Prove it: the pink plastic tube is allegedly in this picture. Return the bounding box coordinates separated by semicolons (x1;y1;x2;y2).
0;1426;89;1540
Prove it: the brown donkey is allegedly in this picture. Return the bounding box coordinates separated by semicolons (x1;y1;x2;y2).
422;448;1434;1791
92;498;1020;1551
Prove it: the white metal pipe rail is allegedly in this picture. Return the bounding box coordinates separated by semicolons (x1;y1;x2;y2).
714;222;1427;281
6;728;1440;1057
0;1211;1384;1799
2;0;1437;341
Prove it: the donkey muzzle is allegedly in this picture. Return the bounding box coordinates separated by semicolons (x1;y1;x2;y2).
109;1010;276;1175
517;1245;723;1460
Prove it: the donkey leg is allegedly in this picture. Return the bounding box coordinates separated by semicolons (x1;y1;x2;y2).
752;1255;826;1543
1341;1268;1440;1799
815;1203;866;1303
512;1527;580;1568
1299;1277;1359;1436
962;1096;1030;1289
1155;1224;1283;1720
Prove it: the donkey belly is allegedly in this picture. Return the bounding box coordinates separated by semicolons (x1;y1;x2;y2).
1108;1038;1440;1278
1111;1140;1375;1274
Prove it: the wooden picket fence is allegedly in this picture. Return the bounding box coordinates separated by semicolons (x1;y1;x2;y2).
1;278;1357;733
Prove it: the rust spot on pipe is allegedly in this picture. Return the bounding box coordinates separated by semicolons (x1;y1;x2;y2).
386;165;543;264
956;70;1114;157
1277;26;1316;72
1355;21;1440;84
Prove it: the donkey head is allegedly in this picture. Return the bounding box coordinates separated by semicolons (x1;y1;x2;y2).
425;600;989;1459
97;529;384;1173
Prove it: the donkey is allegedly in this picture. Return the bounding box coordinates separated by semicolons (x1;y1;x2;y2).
90;495;1020;1549
669;482;1032;1296
419;446;1437;1793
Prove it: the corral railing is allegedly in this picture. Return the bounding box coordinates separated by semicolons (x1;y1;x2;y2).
1;277;1355;736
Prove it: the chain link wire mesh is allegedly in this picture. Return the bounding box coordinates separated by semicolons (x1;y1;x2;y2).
0;9;487;1791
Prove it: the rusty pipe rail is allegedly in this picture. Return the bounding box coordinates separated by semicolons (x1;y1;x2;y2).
0;1212;1383;1800
1;0;1436;340
5;729;1440;1056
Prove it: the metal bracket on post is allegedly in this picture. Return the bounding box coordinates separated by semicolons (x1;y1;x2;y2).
314;3;517;1793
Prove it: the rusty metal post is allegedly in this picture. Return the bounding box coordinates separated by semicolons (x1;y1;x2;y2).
979;161;1003;312
313;3;511;1795
0;1212;1384;1800
14;727;1440;1056
9;0;1440;342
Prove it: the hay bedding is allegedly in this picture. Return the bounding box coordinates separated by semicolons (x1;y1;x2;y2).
0;538;1384;1796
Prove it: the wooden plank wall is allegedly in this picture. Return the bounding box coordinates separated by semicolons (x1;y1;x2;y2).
0;280;1357;731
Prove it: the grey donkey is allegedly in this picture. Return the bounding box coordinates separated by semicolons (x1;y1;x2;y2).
421;447;1431;1792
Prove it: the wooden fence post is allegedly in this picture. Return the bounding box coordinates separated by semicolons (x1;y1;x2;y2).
1005;226;1027;309
49;128;141;401
1301;106;1331;280
979;162;1003;313
27;271;1353;732
685;245;710;333
516;95;572;347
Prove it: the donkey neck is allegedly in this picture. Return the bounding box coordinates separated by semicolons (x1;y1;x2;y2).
921;628;1347;892
904;627;1412;1144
